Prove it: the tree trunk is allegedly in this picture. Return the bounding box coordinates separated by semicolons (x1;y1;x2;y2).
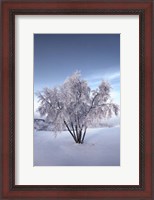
64;121;87;144
81;126;87;143
64;121;77;142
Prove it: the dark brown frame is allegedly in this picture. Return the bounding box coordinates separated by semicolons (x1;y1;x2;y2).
1;0;153;199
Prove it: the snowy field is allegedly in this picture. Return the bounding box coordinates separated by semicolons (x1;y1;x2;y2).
34;126;120;166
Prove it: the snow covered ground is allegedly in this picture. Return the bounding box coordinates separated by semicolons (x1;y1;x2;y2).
34;126;120;166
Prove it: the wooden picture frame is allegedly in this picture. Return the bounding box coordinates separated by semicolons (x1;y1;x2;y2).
1;0;153;199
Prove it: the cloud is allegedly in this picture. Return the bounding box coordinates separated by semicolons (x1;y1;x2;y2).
85;71;120;88
107;72;120;81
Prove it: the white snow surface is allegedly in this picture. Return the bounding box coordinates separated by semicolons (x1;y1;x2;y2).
34;126;120;166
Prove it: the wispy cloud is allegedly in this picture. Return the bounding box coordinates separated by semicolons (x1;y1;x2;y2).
107;72;120;81
85;71;120;88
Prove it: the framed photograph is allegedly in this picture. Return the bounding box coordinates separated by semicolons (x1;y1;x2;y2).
1;0;153;199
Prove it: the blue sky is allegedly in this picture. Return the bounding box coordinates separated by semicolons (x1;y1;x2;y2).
34;34;120;110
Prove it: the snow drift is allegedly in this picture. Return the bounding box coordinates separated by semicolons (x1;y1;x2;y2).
34;126;120;166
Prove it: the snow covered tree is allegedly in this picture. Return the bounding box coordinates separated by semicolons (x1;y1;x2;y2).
36;71;119;144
